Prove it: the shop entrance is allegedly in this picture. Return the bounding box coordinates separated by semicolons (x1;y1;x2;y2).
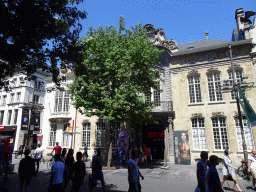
142;120;165;160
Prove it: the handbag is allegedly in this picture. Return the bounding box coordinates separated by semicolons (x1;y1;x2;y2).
194;186;200;192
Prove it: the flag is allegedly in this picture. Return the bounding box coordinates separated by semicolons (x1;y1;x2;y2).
237;86;256;126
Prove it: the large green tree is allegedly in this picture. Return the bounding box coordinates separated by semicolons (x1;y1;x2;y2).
0;0;87;85
69;16;163;167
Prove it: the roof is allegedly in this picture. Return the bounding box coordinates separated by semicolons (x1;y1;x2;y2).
178;39;230;52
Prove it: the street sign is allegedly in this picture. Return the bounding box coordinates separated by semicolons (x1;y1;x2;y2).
40;129;42;134
0;126;5;130
37;136;41;141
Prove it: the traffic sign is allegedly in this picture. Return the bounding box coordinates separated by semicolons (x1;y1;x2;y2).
0;126;5;130
37;136;41;141
40;129;42;134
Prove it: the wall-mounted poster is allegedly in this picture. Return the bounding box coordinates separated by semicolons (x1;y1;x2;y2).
174;131;191;165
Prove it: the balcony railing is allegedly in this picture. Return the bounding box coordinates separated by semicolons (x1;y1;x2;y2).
148;101;173;112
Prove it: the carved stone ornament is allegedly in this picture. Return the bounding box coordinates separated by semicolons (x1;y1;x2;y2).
206;67;221;75
59;62;72;75
143;24;178;51
191;113;205;119
211;112;226;118
227;64;243;72
187;69;200;77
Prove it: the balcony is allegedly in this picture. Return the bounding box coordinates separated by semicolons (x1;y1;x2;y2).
149;101;173;112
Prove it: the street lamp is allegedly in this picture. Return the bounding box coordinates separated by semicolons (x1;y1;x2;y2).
219;44;254;163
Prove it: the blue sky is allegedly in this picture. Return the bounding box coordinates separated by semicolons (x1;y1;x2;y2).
77;0;256;44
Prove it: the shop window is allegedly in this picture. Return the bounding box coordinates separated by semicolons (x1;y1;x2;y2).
82;123;91;147
212;117;229;150
192;118;207;150
96;123;105;148
235;116;254;151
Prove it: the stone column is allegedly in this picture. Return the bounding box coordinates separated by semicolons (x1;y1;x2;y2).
168;116;175;165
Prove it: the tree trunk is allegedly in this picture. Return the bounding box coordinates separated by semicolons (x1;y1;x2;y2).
107;141;113;169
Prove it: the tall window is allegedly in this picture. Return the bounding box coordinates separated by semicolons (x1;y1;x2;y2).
153;82;161;106
212;117;229;150
82;123;91;147
228;70;242;100
2;95;7;106
19;77;25;86
54;91;69;112
13;109;18;124
10;93;14;103
63;124;71;148
235;117;254;151
111;121;120;148
0;111;4;125
145;93;151;106
188;75;202;103
207;73;223;101
192;118;207;150
96;123;105;148
33;95;39;103
49;124;57;147
7;110;12;125
16;92;21;102
12;78;17;86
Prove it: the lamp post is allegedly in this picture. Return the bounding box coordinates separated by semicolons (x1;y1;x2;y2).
219;45;254;163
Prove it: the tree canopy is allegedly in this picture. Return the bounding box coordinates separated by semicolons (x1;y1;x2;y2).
69;16;164;127
0;0;87;85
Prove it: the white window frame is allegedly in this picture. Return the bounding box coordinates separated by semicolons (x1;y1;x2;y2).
13;109;18;124
54;91;70;113
0;111;4;125
188;75;202;103
10;93;14;103
62;124;71;148
49;124;57;147
212;117;229;150
191;118;207;150
228;70;242;100
82;123;91;147
235;116;254;151
2;95;7;106
153;81;161;106
207;72;223;102
111;121;121;149
96;123;105;148
7;110;12;125
16;92;21;102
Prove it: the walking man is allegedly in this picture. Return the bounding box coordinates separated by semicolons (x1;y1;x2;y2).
83;143;88;158
51;142;62;156
248;149;256;190
19;149;35;192
197;151;208;192
49;154;65;192
128;149;139;192
71;152;86;192
90;148;106;192
34;144;43;173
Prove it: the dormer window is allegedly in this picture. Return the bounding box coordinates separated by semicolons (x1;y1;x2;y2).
187;46;194;50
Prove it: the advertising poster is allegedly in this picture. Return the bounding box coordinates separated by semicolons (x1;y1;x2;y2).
117;131;129;153
31;111;40;131
174;130;191;165
21;109;29;130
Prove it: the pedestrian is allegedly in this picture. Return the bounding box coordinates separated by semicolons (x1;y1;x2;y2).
90;148;106;192
83;143;88;158
142;145;148;165
60;148;67;163
221;149;244;192
63;149;75;192
196;151;208;192
147;147;152;164
206;155;224;192
122;148;127;166
34;144;43;173
248;149;256;190
49;154;65;192
135;149;144;192
71;152;86;192
50;142;62;163
19;149;35;192
91;150;96;162
128;149;139;192
19;145;24;158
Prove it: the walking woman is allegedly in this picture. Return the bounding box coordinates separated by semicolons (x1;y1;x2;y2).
62;149;74;191
221;149;244;192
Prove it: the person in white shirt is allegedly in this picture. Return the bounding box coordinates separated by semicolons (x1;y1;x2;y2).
248;149;256;190
34;144;43;172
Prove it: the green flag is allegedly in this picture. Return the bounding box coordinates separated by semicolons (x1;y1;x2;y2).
237;86;256;126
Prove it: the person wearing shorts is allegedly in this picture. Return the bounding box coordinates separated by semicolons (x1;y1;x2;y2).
248;149;256;190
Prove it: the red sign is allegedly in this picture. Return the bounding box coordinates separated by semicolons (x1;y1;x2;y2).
0;126;5;130
40;129;42;134
148;132;164;139
37;136;41;141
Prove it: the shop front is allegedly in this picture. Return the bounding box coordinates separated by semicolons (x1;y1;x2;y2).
0;125;17;146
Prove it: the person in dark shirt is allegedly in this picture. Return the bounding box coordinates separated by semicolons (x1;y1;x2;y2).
71;152;86;192
19;149;35;192
63;149;75;192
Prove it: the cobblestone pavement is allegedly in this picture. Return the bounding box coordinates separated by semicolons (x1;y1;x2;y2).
0;156;254;192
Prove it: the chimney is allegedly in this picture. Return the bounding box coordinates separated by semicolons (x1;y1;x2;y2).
205;32;209;40
235;8;245;34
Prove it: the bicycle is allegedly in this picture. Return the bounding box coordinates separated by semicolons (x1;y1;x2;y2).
237;156;252;181
47;153;54;171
